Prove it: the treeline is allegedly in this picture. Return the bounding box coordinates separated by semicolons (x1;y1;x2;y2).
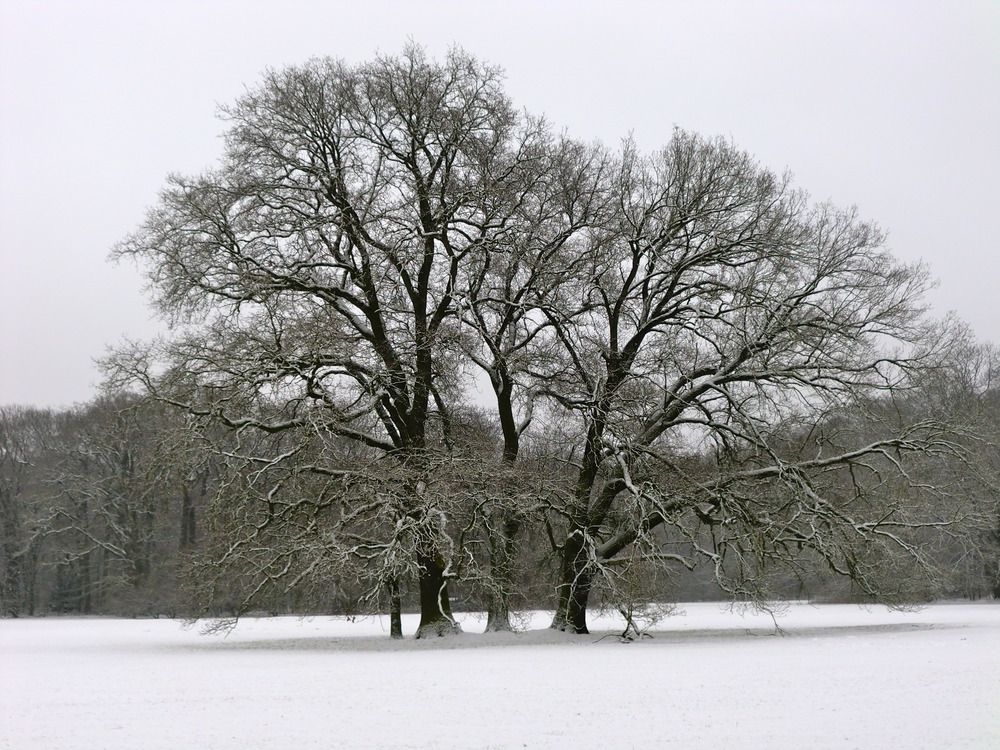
0;396;202;616
1;382;997;623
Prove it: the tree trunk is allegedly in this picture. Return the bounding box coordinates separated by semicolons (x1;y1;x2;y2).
550;531;592;634
485;509;519;632
1;552;21;617
387;576;403;639
0;495;22;616
415;548;460;638
80;553;93;614
180;484;197;550
483;367;526;633
24;538;40;617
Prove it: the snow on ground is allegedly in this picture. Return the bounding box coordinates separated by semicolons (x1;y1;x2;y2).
2;602;999;749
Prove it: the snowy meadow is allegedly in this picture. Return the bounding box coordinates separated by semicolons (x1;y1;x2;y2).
2;602;999;749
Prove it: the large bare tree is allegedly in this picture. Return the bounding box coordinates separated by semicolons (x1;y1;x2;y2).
108;45;986;636
537;133;979;632
110;45;575;636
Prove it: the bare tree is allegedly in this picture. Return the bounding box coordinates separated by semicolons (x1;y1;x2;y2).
106;46;989;636
109;45;566;636
455;137;612;629
538;132;980;632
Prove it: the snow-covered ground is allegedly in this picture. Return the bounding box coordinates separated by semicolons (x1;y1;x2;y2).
2;602;998;749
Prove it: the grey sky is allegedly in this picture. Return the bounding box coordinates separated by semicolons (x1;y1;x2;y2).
1;0;997;408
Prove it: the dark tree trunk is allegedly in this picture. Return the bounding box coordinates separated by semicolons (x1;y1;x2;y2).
549;411;609;635
23;537;40;616
180;485;197;550
485;510;519;632
415;547;460;638
1;552;21;617
80;553;93;614
550;530;592;634
387;576;403;639
180;467;207;551
0;494;22;616
483;367;525;633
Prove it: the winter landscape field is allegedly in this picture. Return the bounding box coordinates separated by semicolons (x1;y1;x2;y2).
2;602;998;749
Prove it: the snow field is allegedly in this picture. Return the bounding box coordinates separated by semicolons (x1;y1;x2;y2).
2;603;998;749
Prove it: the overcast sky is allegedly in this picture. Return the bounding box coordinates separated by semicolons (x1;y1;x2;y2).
1;0;997;409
